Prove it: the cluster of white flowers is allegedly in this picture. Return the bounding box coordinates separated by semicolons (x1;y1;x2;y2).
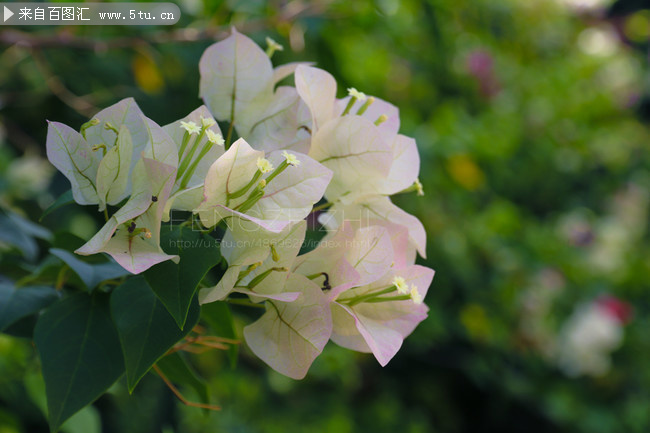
46;30;434;378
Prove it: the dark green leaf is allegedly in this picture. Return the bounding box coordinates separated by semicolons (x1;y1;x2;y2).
0;214;38;261
110;276;200;393
40;190;75;222
201;301;239;368
52;232;86;252
34;293;124;432
50;248;129;291
0;283;59;331
13;255;84;291
156;351;210;407
144;226;220;328
7;212;52;241
3;314;38;338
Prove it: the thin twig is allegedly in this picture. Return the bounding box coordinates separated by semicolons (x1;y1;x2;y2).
30;48;98;116
153;365;222;411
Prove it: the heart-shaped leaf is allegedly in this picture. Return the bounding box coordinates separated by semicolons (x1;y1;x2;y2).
110;276;200;392
49;248;130;291
40;190;74;222
144;226;221;328
34;292;124;432
0;283;59;331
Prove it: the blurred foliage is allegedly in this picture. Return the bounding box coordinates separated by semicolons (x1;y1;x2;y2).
2;0;650;432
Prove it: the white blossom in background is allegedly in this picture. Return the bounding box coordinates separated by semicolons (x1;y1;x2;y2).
6;153;55;199
556;296;630;377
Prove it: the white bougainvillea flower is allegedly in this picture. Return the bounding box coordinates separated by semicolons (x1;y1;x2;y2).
199;29;312;152
243;272;333;379
195;138;332;232
206;130;223;146
331;265;434;366
180;121;201;135
256;157;274;173
161;106;224;220
46;98;178;211
199;220;306;304
85;97;178;169
75;157;179;274
308;115;393;204
294;65;338;133
293;223;400;301
335;94;400;139
347;88;367;102
231;220;307;299
295;65;401;138
295;65;421;213
94;125;133;210
319;195;426;259
310;122;420;204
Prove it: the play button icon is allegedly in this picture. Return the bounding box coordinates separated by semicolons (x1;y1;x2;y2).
3;6;13;22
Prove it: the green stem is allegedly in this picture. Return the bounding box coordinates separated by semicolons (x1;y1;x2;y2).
80;118;99;140
55;265;69;290
363;295;411;303
345;285;397;306
180;141;214;189
247;267;288;290
374;115;388;126
311;201;333;212
177;131;191;160
177;129;206;182
235;262;263;286
176;134;198;181
225;120;234;150
235;189;264;213
356;97;375;115
264;160;289;184
227;170;262;201
104;122;119;135
341;96;357;116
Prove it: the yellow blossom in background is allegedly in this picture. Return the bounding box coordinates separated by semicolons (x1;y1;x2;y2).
132;51;164;95
460;303;492;341
446;154;485;191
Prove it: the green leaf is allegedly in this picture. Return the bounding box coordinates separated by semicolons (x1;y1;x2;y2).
0;216;36;259
24;371;101;433
3;315;38;338
49;248;129;291
110;276;200;393
34;292;124;432
144;226;220;328
8;211;52;241
156;352;210;407
52;231;86;252
60;406;101;433
201;301;238;368
0;283;59;331
40;190;75;222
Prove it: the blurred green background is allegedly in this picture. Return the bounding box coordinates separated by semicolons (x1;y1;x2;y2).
2;0;650;431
